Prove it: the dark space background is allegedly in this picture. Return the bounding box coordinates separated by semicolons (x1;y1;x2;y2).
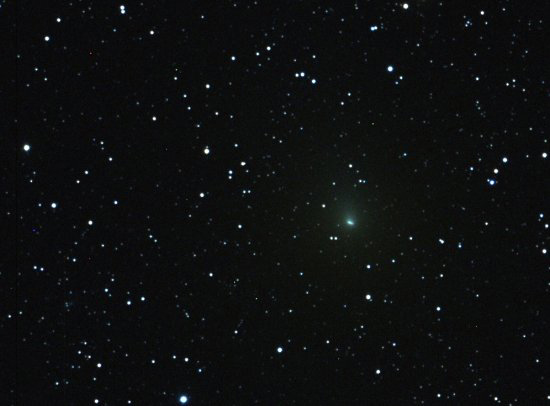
10;0;550;404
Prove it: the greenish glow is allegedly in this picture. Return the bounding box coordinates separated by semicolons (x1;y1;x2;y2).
346;219;355;226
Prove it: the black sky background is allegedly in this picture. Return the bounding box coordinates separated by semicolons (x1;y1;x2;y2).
9;0;550;404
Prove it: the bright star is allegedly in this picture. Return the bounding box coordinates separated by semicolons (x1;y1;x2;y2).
179;395;189;404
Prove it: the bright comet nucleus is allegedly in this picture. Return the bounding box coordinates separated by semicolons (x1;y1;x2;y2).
346;219;355;226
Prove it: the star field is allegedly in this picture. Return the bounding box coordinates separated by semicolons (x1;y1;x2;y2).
11;0;550;404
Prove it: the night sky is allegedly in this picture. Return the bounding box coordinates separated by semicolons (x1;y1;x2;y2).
13;1;550;404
